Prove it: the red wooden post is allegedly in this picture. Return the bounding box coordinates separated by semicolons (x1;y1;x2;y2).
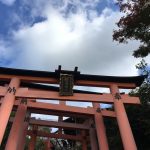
89;127;99;150
29;134;36;150
5;99;27;150
17;122;29;150
81;130;87;150
58;116;63;134
58;100;66;134
29;126;38;150
0;78;20;144
17;110;30;150
110;84;137;150
93;103;109;150
45;138;53;150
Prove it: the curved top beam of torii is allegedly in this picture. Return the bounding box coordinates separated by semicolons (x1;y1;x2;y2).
0;66;146;88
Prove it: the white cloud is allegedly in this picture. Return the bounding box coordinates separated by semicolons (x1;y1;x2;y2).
0;40;14;65
0;0;15;6
1;0;149;120
2;0;150;76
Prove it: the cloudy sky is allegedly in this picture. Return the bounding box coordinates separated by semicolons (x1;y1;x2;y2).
1;0;150;121
1;0;150;77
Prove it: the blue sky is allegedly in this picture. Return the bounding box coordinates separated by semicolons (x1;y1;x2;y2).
0;0;149;76
0;0;117;39
1;0;149;119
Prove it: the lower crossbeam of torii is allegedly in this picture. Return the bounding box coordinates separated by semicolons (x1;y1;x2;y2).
0;66;145;150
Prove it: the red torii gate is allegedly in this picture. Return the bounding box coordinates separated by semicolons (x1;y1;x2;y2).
0;66;145;150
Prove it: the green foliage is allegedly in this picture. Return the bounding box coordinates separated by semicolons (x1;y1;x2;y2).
136;59;148;74
126;105;150;150
130;59;150;105
113;0;150;57
105;101;150;149
105;118;123;150
35;137;46;150
136;83;150;104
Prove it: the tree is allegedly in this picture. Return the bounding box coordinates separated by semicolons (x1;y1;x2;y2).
113;0;150;57
130;59;150;105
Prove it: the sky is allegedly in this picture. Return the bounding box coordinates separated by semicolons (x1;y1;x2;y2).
0;0;150;77
0;0;150;120
0;0;150;124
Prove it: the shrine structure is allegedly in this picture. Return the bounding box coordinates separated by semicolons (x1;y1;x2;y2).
0;66;145;150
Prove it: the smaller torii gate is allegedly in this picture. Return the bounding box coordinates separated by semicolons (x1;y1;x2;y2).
0;66;145;150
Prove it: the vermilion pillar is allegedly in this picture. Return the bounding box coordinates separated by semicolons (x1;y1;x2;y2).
89;128;99;150
5;100;27;150
29;133;36;150
82;140;87;150
45;138;53;150
81;130;87;150
59;101;66;134
93;103;109;150
17;122;29;150
0;78;20;144
58;116;63;134
110;84;137;150
0;98;3;103
29;126;38;150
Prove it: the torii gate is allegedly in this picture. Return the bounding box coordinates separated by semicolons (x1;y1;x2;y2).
0;66;145;150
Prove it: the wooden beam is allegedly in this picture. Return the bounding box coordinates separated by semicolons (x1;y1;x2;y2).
0;100;136;119
0;74;57;84
0;87;140;104
27;130;82;141
29;109;91;118
17;89;113;103
101;110;116;117
0;100;94;117
0;100;137;119
121;95;140;104
18;90;141;104
28;101;95;116
0;74;136;88
29;118;90;130
76;80;136;88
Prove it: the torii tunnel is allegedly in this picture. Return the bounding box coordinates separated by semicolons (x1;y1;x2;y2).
0;66;145;150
